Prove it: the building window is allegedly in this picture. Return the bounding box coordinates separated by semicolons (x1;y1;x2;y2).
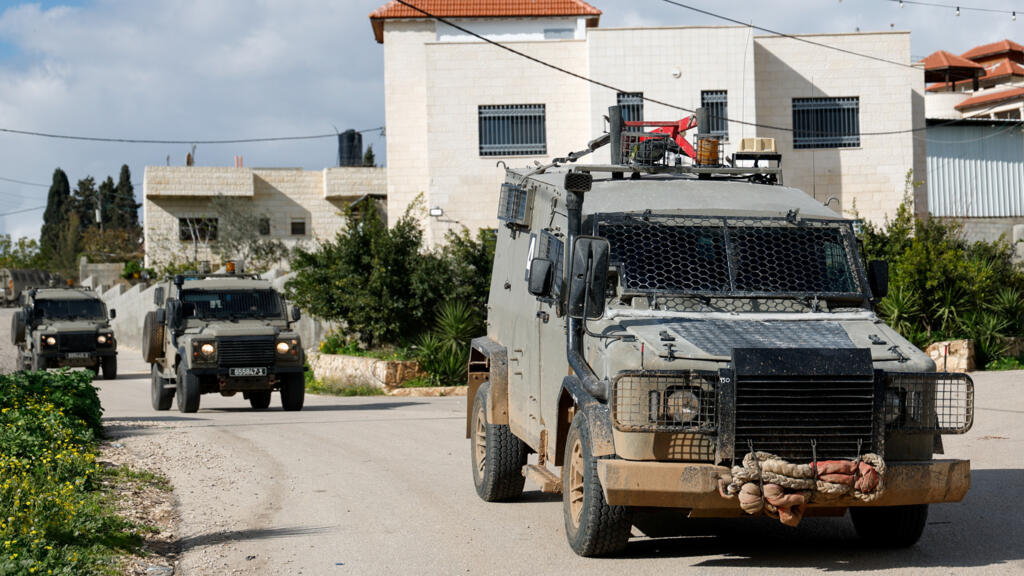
179;218;217;242
701;90;728;139
258;217;271;236
792;97;860;149
617;92;644;124
478;104;546;156
543;28;574;40
290;218;306;236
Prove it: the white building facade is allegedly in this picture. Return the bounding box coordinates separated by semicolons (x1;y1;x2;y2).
371;1;926;244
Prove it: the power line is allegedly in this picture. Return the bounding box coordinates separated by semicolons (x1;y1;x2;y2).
0;176;48;187
0;126;385;145
660;1;919;70
394;0;936;136
0;206;45;217
883;0;1020;18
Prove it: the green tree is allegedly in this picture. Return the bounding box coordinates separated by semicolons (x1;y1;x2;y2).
111;164;140;231
97;176;116;231
40;168;71;264
362;145;376;167
208;194;290;272
72;176;98;233
0;234;43;269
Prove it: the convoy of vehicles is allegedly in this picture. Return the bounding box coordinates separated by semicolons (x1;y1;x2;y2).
142;271;305;413
466;107;974;556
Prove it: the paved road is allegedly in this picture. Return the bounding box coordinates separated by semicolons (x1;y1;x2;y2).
1;309;1021;574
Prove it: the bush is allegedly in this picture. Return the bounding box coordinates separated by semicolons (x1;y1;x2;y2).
415;300;479;386
860;191;1024;366
0;370;141;575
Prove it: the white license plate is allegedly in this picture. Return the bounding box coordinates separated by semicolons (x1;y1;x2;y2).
66;352;92;359
229;367;267;377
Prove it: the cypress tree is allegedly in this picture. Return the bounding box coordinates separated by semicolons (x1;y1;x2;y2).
98;176;116;230
72;176;98;231
40;168;71;264
362;145;376;167
114;164;140;230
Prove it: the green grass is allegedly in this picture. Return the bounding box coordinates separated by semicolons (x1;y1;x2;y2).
985;355;1024;371
303;369;386;397
317;333;415;361
1;369;152;575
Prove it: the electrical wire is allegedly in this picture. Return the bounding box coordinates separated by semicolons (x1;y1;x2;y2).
0;206;45;217
0;126;384;145
883;0;1020;17
659;0;919;70
394;0;959;137
0;176;48;187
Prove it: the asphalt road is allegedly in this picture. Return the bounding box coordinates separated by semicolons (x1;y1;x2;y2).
1;308;1022;575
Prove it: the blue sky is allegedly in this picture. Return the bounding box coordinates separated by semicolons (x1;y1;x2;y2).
0;0;1018;238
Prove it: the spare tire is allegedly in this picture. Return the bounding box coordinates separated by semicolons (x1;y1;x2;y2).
142;310;165;363
10;310;25;345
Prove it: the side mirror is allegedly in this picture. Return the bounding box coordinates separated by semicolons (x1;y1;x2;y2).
109;309;117;320
153;286;165;306
291;306;302;322
568;236;610;319
166;300;182;330
868;260;889;300
527;258;553;297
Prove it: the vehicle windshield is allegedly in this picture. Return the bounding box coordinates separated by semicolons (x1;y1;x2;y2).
181;289;282;319
35;298;106;320
595;215;863;298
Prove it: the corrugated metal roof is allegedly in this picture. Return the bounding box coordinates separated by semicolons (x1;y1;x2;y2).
927;122;1024;217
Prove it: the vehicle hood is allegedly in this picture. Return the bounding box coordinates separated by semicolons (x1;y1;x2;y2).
37;321;107;333
188;319;287;339
600;310;934;371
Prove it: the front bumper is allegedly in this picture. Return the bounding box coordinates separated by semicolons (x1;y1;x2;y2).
188;364;305;377
38;349;116;362
597;459;970;511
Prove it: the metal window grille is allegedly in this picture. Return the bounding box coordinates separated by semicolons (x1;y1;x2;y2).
792;97;860;149
617;92;644;124
701;90;728;138
478;104;546;156
596;215;863;297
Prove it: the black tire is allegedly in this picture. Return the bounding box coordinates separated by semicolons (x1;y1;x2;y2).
850;504;929;548
248;390;272;409
279;373;305;411
562;409;632;557
141;311;165;364
176;364;201;413
10;311;25;345
151;363;173;411
101;355;117;380
470;381;528;502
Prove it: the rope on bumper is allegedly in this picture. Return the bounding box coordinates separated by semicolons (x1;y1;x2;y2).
722;451;886;527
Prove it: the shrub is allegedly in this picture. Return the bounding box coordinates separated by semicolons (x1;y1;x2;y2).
415;300;480;386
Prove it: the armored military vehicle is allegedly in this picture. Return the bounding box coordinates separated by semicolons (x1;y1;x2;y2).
0;268;60;307
10;287;118;377
143;270;305;413
467;107;974;556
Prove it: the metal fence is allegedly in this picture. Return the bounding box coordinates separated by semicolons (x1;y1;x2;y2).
792;97;860;149
701;90;729;138
478;104;546;156
617;92;644;124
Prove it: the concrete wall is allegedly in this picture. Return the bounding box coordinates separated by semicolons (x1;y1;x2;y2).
754;32;925;223
143;166;385;268
78;260;125;286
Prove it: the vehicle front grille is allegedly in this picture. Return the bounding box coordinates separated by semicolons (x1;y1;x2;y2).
217;337;275;368
59;333;96;353
734;373;877;461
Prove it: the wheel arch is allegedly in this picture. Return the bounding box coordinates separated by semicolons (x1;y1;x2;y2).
466;337;510;438
554;375;615;466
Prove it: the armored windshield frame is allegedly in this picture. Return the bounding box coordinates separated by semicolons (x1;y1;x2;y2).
589;213;869;301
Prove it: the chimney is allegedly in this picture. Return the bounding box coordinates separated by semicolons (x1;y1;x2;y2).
338;129;363;167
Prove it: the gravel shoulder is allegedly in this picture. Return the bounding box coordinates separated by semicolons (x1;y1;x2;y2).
2;307;1022;574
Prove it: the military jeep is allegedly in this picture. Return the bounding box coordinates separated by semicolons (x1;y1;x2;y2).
467;108;974;556
143;272;305;413
10;287;118;378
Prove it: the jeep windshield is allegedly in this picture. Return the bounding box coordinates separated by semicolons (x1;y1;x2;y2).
595;214;864;299
35;298;105;320
181;289;282;319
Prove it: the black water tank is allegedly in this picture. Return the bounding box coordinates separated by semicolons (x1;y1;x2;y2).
338;130;363;167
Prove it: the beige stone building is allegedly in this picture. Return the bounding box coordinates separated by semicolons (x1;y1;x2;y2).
143;166;385;268
370;0;926;244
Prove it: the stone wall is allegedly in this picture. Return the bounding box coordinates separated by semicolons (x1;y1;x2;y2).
308;351;425;390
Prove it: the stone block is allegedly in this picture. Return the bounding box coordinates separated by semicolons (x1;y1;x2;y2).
925;339;976;373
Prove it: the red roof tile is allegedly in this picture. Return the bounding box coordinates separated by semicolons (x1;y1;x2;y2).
369;0;601;42
927;57;1024;92
921;50;984;71
954;86;1024;111
961;39;1024;62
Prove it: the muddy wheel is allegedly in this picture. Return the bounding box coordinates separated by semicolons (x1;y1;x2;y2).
101;355;117;380
176;364;201;413
249;390;272;410
562;409;632;557
141;311;164;363
470;381;527;502
279;374;305;411
850;504;928;548
151;364;173;411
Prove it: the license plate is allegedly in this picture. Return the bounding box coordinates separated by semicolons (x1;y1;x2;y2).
66;352;92;359
229;367;267;377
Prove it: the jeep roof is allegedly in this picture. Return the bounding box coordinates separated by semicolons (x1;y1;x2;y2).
31;288;101;301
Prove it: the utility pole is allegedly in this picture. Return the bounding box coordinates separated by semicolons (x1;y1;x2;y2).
95;190;103;233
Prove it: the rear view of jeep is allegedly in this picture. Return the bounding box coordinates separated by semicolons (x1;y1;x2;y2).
144;272;305;413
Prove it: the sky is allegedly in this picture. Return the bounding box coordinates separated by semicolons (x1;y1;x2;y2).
0;0;1019;239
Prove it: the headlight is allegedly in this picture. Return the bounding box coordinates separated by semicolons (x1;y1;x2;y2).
276;341;291;354
45;336;56;346
200;343;215;356
665;387;700;424
97;335;108;344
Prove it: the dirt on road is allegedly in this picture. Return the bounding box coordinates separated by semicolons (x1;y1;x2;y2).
2;307;1022;575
